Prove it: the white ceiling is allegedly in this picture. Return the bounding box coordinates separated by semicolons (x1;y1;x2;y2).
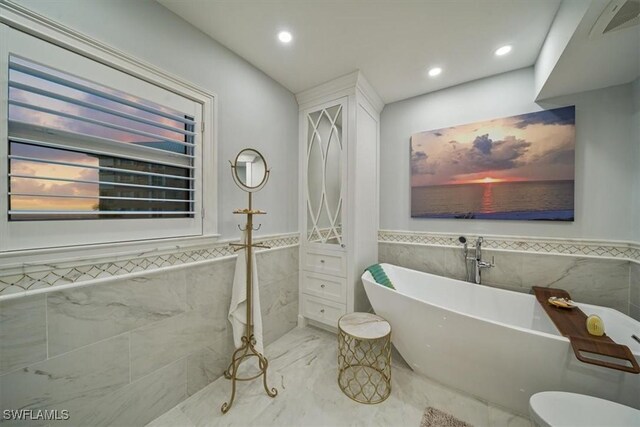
537;0;640;99
157;0;561;103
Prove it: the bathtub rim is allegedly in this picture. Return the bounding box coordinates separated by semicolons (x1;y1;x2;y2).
363;263;640;356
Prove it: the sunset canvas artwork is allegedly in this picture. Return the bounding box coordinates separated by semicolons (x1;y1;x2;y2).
410;106;576;220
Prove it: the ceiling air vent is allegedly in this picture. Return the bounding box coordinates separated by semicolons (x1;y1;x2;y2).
590;0;640;38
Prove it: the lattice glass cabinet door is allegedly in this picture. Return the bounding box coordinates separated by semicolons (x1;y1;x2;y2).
305;100;346;248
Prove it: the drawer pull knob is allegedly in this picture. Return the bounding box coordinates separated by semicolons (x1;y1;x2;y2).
321;284;326;288
320;309;325;313
320;259;325;263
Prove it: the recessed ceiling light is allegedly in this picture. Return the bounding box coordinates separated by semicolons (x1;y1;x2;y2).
495;45;512;56
278;31;292;43
428;67;442;77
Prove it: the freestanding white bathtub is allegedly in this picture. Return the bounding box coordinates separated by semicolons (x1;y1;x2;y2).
362;264;640;415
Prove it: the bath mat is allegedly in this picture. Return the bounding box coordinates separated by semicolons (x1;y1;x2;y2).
420;407;473;427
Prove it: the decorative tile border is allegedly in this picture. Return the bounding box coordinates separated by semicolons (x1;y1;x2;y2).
0;233;299;296
5;228;637;298
378;230;640;263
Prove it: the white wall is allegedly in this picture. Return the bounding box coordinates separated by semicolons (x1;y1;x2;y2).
632;78;640;242
17;0;298;240
534;0;590;99
380;67;637;241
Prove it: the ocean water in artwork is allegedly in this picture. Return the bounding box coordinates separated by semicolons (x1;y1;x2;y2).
411;180;574;220
410;106;576;221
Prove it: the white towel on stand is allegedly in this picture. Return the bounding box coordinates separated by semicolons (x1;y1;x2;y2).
228;240;264;354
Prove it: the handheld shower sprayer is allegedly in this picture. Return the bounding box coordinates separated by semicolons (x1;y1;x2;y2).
459;236;469;281
458;236;467;255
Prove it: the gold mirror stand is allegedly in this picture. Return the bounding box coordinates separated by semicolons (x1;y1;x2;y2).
221;151;277;414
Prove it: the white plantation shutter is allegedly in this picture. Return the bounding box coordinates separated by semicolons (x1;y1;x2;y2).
1;25;206;251
8;55;197;220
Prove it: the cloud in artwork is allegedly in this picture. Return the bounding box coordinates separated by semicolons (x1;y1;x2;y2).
472;134;493;155
453;135;531;173
513;106;575;129
411;149;436;174
410;106;575;187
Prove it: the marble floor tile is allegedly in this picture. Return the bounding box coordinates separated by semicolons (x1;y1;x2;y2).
488;406;533;427
147;326;530;427
146;407;196;427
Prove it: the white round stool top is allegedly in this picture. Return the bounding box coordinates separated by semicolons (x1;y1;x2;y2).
529;391;640;427
338;313;390;339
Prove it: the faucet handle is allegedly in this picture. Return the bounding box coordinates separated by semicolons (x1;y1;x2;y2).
477;256;495;269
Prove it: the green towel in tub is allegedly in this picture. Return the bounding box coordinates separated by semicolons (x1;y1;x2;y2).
365;264;395;290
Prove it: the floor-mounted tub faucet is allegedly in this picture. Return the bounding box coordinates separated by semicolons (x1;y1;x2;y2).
469;237;495;284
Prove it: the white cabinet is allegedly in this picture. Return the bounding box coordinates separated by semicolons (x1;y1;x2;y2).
296;71;383;329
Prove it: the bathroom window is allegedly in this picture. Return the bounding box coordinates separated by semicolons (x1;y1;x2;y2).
1;25;216;252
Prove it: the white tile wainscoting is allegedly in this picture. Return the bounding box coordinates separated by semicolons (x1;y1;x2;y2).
379;230;640;319
0;243;299;427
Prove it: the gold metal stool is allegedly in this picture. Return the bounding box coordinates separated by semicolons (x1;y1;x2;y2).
337;313;391;404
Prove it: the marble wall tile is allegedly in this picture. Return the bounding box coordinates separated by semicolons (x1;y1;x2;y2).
0;245;300;426
261;273;299;346
0;295;47;375
185;259;235;314
480;250;524;289
521;255;630;313
380;243;632;315
630;261;640;320
630;261;640;308
0;335;129;420
130;309;220;381
67;359;186;427
47;272;187;357
186;339;231;396
379;242;447;277
256;247;299;286
441;246;469;281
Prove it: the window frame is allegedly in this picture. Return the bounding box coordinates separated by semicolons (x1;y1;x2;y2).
0;2;218;260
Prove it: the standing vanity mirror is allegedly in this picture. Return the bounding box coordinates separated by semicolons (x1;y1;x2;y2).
232;148;269;191
222;148;276;414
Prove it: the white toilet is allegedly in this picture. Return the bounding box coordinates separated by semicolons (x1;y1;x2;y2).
529;391;640;427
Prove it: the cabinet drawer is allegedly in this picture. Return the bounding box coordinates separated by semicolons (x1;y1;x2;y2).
303;248;346;277
302;294;346;327
302;271;346;303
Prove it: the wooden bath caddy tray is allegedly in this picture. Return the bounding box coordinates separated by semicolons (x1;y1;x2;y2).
532;286;640;374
